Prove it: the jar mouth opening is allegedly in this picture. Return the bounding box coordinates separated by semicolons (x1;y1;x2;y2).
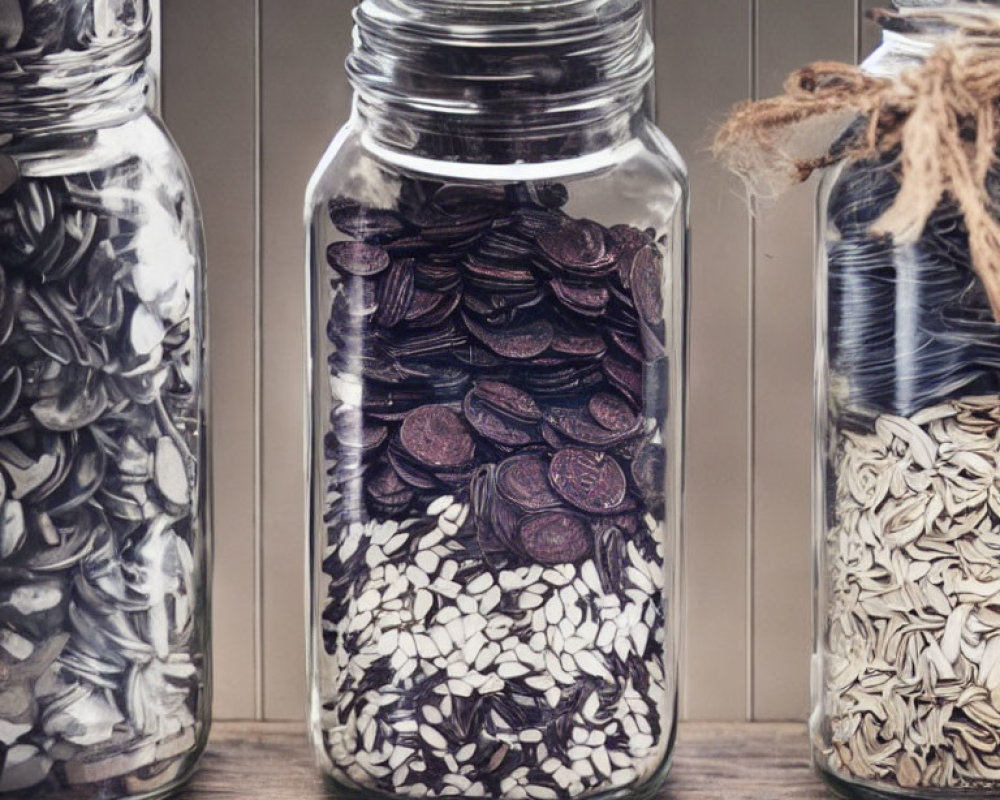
355;0;644;43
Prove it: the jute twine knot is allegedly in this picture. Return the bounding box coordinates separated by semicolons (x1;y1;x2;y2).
714;8;1000;320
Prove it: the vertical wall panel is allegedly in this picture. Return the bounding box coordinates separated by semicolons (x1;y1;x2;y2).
861;0;884;61
656;0;752;721
161;0;259;720
751;0;857;721
259;1;354;719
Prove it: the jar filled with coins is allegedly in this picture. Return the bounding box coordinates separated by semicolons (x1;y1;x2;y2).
307;2;686;798
0;1;210;798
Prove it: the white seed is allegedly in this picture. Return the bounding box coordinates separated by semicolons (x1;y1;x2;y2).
519;593;543;610
454;743;476;763
611;768;638;787
574;651;613;681
431;626;453;655
415;551;439;574
415;635;439;659
467;573;493;595
480;586;502;613
383;533;409;555
498;662;531;679
414;590;434;621
366;546;388;568
427;496;454;516
419;725;447;750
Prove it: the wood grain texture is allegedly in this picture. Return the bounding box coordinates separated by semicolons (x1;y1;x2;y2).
187;722;827;799
655;0;752;722
161;0;259;721
751;0;857;721
259;0;354;720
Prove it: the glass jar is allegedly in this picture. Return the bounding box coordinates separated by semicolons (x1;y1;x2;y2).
306;2;686;799
813;4;1000;798
0;2;210;798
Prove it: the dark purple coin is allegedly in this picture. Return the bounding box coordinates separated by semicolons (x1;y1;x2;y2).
464;258;537;289
550;279;609;315
609;330;645;363
453;344;504;369
609;224;651;289
463;314;553;360
630;246;664;328
632;441;666;504
400;405;476;469
496;454;563;512
375;260;415;329
404;289;453;326
463;393;539;448
366;465;414;512
537;219;608;269
549;449;629;515
591;512;640;539
433;184;507;215
550;330;607;359
588;393;639;433
327;241;391;278
385;236;435;258
518;512;592;566
388;449;438;490
546;407;641;448
603;357;642;403
329;199;407;243
473;380;541;423
413;262;462;291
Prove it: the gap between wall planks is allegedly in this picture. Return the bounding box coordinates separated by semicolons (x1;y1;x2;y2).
161;0;884;722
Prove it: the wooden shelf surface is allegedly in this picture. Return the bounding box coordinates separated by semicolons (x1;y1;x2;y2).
184;722;832;799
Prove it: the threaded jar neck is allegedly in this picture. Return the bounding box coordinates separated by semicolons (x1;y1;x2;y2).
347;0;655;165
0;0;151;138
863;1;1000;75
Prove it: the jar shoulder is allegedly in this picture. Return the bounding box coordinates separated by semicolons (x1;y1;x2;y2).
305;118;687;226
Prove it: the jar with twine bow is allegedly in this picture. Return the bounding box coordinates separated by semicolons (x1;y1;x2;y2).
720;3;1000;798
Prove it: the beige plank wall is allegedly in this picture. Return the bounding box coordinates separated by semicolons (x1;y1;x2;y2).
160;1;886;722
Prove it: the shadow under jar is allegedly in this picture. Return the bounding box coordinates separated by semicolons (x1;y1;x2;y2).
813;3;1000;799
0;2;211;798
306;2;687;799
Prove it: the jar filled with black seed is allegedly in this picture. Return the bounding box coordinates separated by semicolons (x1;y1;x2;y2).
307;2;686;799
812;3;1000;798
0;2;210;798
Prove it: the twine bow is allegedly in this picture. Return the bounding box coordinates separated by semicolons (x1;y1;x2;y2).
714;8;1000;320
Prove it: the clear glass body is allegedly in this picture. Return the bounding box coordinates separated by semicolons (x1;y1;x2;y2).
306;3;687;799
812;9;1000;799
0;3;210;798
